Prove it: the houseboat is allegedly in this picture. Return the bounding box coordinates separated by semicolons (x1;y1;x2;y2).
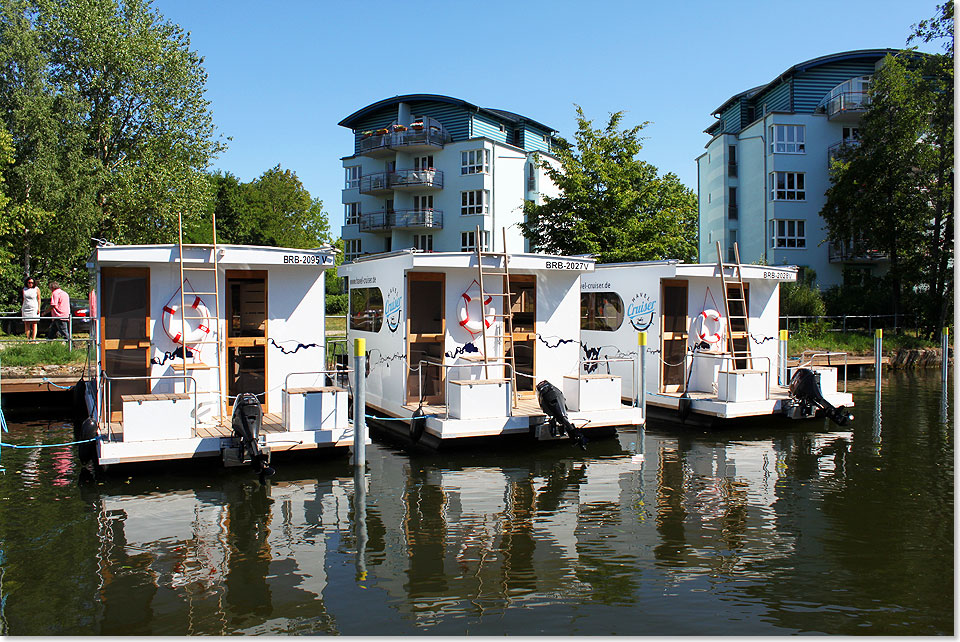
79;241;354;470
337;248;643;447
579;257;854;425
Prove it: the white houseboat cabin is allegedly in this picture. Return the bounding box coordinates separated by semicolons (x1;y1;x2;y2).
85;243;353;468
580;260;854;424
338;249;643;446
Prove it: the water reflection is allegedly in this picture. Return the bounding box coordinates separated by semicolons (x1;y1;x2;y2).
0;373;953;635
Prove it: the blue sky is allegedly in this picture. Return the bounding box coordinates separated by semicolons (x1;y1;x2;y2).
151;0;942;235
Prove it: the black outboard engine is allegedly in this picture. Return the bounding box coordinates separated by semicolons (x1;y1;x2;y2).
788;368;854;427
232;393;275;477
536;380;587;450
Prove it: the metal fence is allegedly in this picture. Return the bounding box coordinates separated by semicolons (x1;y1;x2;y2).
780;314;918;334
0;312;91;351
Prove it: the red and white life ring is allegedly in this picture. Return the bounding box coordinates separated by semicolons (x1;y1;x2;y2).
162;296;212;345
457;280;495;336
697;309;724;344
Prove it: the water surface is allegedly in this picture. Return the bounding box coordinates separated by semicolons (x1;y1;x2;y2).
0;371;952;635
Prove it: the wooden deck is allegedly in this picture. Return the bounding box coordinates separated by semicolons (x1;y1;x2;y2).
105;412;287;441
403;396;546;419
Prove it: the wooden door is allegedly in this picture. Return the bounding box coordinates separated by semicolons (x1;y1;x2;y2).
508;275;536;396
226;271;267;413
406;272;445;405
660;280;688;393
100;268;151;423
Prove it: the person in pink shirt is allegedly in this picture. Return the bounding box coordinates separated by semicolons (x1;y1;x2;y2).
46;281;71;340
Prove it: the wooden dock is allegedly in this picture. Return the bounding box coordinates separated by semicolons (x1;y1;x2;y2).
0;376;79;394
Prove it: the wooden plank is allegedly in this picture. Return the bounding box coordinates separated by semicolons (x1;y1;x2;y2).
285;386;344;394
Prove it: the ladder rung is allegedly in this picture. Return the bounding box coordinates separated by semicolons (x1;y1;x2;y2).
183;291;218;296
181;266;218;271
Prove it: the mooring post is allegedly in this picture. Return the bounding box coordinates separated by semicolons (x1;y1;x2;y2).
638;331;647;421
353;337;366;468
874;329;883;391
779;329;788;386
941;327;949;387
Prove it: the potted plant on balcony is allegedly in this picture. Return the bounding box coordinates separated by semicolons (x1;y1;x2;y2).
410;121;424;130
393;124;407;132
361;130;373;138
375;128;389;136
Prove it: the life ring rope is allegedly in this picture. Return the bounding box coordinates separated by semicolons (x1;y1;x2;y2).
696;308;724;344
457;280;495;337
162;288;212;346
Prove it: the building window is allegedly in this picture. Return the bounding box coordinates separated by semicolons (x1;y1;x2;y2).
345;166;361;189
461;190;489;216
728;187;737;220
349;287;382;332
842;127;860;142
345;238;362;261
769;171;805;201
461;230;491;252
769;219;806;248
580;292;624;331
461;149;490;174
413;195;433;210
769;125;805;154
727;229;738;262
345;202;361;225
413;234;433;252
414;155;434;170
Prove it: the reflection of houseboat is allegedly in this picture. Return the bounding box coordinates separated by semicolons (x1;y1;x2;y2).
338;248;643;446
579;257;854;424
83;240;353;468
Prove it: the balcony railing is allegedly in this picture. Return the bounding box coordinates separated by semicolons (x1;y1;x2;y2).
829;240;889;263
728;204;738;220
827;139;861;165
728;162;738;178
823;91;871;120
358;169;444;195
357;127;449;156
358;209;444;232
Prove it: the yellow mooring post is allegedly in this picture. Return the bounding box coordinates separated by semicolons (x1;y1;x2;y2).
638;331;647;424
875;329;883;391
779;329;789;386
353;338;366;468
942;327;949;387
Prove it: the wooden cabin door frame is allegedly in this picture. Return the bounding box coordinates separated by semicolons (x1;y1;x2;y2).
406;272;446;405
100;267;151;423
508;275;537;398
660;279;688;393
225;270;268;414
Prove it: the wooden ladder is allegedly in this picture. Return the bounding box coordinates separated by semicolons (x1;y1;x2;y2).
176;211;226;424
474;226;518;409
715;240;752;370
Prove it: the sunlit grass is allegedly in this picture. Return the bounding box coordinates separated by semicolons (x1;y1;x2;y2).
0;341;87;366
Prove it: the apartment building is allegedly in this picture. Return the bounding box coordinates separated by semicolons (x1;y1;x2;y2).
696;49;899;287
339;94;559;261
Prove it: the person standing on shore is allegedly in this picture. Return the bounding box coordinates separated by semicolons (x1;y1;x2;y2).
21;277;40;341
46;281;70;340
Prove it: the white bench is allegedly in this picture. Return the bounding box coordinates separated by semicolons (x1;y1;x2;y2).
121;393;194;441
448;379;510;420
282;386;348;432
563;374;622;411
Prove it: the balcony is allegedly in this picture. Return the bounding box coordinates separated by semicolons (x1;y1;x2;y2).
827;139;861;166
358;209;444;233
829;240;888;263
357;127;449;158
358;169;444;195
728;162;738;178
824;91;871;121
727;204;738;220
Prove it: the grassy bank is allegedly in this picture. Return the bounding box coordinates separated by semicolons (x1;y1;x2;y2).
0;341;87;366
788;326;939;356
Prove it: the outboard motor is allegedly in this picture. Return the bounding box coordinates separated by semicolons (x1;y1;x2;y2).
788;368;854;427
536;380;587;450
232;393;275;477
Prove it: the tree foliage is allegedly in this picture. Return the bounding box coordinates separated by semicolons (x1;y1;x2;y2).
820;2;953;337
208;166;330;249
0;0;223;297
520;107;697;263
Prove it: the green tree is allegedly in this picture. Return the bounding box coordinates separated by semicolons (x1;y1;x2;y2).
212;165;330;249
0;0;223;297
520;107;697;263
821;2;953;337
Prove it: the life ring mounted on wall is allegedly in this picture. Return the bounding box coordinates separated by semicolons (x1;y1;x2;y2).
696;308;724;345
457;280;495;337
162;295;212;345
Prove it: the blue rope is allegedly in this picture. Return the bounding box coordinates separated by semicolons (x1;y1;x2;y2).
41;377;74;390
0;436;100;449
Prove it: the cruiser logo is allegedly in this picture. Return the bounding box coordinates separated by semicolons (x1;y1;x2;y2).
385;287;402;333
627;293;656;331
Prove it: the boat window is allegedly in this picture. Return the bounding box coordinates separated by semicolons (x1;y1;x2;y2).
581;292;624;331
350;287;383;333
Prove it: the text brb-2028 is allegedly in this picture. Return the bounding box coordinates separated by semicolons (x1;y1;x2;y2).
283;254;327;265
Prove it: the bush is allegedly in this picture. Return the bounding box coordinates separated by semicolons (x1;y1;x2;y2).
780;269;825;317
325;293;348;316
